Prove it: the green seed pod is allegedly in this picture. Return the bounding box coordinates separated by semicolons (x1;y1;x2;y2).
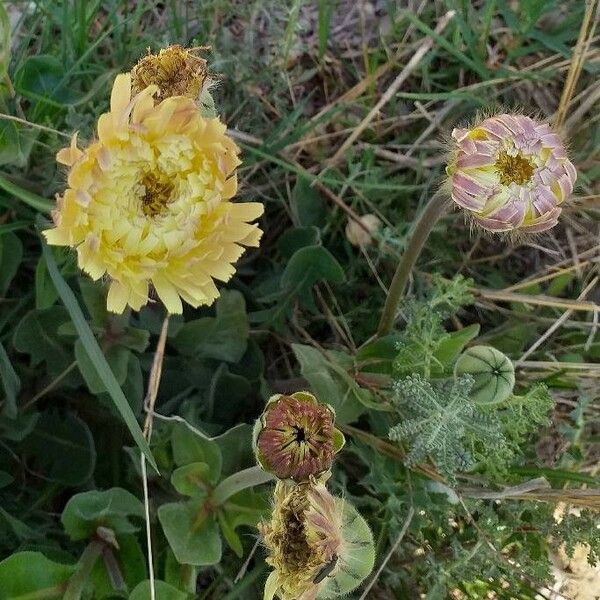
454;345;515;404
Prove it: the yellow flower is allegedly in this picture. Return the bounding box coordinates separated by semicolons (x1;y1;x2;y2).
44;74;263;314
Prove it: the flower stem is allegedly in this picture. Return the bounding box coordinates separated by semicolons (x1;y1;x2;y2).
376;190;451;338
212;466;274;506
63;541;104;600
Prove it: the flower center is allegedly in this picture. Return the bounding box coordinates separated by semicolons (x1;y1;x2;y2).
139;171;174;217
494;150;535;186
293;426;307;444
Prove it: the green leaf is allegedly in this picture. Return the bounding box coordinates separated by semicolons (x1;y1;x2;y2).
277;226;320;259
219;488;269;557
158;499;222;566
0;551;76;599
13;306;73;374
14;55;78;106
0;471;14;488
0;231;23;294
61;488;144;541
212;423;255;478
217;511;243;557
291;177;327;227
75;340;130;395
0;122;37;167
292;344;365;423
25;411;96;486
172;290;249;362
0;174;53;212
79;278;109;325
432;323;480;373
171;463;213;497
130;580;188;600
0;507;38;541
0;411;39;442
42;239;157;470
206;364;251;426
35;256;59;309
171;422;222;479
281;245;345;294
0;340;19;418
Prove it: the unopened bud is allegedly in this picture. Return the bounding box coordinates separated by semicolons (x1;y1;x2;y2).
447;114;576;232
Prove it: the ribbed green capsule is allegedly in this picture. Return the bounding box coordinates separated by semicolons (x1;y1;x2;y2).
454;345;515;404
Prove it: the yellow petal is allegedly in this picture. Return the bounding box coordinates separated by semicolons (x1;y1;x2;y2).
152;274;183;314
107;280;130;314
111;73;132;115
43;227;71;246
56;133;83;166
229;201;264;221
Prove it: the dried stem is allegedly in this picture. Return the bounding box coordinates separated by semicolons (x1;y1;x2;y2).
141;314;170;600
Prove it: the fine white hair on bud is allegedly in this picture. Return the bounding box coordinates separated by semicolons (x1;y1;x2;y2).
446;114;576;233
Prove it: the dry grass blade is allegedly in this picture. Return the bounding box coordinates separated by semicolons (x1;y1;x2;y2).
516;276;599;364
141;314;170;600
476;289;600;312
326;10;456;167
554;0;600;129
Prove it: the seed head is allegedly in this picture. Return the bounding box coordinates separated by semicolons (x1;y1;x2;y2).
131;45;211;103
261;482;375;600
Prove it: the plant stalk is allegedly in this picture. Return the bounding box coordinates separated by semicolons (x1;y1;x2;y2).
141;314;170;600
376;190;451;338
63;541;104;600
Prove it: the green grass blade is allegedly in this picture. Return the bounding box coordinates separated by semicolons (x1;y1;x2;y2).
402;10;490;79
41;239;157;471
0;175;53;213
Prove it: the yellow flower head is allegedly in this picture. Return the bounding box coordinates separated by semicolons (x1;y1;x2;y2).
44;74;263;314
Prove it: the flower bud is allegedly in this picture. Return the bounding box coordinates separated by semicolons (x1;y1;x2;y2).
454;345;515;404
447;114;576;232
345;214;382;247
261;482;374;600
253;392;345;483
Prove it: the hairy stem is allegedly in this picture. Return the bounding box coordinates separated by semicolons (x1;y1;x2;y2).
63;541;104;600
376;191;451;338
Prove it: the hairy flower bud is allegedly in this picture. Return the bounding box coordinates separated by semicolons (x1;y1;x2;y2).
447;114;576;232
253;392;345;483
261;482;374;600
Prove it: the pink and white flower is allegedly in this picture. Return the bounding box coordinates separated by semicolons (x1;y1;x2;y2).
447;114;576;232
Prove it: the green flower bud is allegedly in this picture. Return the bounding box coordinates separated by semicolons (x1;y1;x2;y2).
454;345;515;404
